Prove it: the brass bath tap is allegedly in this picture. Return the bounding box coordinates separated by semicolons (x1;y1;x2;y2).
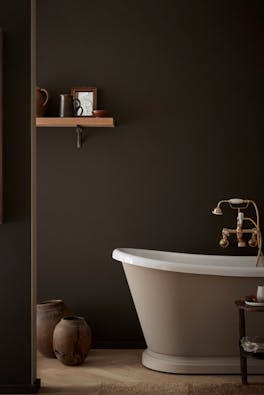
212;198;263;266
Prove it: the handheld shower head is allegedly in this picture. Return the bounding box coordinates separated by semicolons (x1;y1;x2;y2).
212;198;248;216
212;206;223;215
212;199;229;216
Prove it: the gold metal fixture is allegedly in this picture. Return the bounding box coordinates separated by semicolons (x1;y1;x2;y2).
212;198;263;266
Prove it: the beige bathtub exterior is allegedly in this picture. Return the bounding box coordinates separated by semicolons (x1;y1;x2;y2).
122;262;264;374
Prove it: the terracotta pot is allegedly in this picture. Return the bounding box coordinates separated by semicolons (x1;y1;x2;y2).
53;316;92;366
36;87;49;117
37;299;71;358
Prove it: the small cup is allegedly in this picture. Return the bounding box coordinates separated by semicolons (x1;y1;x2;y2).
92;109;108;117
256;285;264;302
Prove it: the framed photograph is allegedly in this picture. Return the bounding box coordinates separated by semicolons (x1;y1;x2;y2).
71;87;97;116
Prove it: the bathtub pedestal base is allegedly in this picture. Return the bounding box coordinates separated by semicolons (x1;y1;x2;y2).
142;349;264;374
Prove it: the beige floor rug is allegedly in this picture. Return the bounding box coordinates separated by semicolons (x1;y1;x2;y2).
38;349;264;395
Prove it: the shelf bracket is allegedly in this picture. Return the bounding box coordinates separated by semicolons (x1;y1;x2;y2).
76;125;85;149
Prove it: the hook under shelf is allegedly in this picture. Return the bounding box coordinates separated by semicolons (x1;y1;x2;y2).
76;125;85;149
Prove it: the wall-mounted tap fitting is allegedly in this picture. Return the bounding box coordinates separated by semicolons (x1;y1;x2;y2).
212;198;263;266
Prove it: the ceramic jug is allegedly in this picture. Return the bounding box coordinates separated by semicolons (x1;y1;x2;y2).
36;87;49;117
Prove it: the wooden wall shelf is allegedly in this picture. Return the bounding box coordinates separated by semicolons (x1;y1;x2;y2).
36;117;115;128
36;117;115;148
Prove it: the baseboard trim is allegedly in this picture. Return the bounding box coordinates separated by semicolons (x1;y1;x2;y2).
0;378;40;394
143;349;264;374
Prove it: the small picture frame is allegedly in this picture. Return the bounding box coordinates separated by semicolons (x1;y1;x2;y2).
71;87;97;116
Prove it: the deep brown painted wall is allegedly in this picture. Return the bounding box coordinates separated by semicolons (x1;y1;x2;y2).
37;0;264;346
0;0;32;385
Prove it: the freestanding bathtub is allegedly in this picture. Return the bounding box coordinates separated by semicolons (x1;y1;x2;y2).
112;248;264;374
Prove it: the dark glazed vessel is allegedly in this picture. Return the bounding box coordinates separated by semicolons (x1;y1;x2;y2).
37;299;71;358
36;87;49;117
53;316;92;365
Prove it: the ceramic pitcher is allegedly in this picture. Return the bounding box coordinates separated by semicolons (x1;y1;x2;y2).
36;87;49;117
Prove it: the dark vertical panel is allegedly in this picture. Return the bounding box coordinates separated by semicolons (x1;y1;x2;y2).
0;31;3;223
37;0;264;346
0;0;34;388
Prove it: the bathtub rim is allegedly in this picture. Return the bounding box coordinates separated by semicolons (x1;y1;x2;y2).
112;248;264;277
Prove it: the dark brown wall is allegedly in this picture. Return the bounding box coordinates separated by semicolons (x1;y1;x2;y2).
0;0;32;386
37;0;264;346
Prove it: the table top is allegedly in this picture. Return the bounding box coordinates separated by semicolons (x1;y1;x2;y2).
240;345;264;359
235;299;264;312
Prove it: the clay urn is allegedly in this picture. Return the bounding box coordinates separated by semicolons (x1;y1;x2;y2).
53;316;92;366
37;299;71;358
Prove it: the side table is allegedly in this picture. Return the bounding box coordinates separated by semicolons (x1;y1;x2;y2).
235;300;264;384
